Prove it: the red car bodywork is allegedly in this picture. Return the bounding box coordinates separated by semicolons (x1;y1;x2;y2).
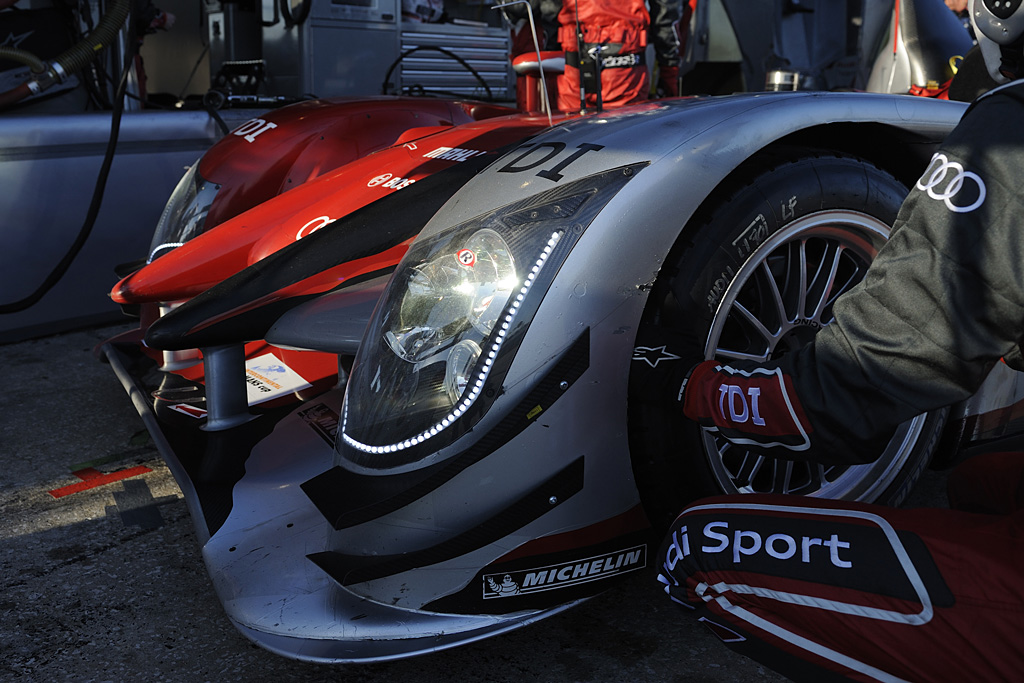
112;111;556;304
107;99;562;398
193;97;518;232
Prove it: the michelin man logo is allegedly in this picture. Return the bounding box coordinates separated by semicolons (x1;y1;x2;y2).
486;574;521;596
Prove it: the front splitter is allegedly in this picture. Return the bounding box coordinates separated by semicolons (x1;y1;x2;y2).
101;341;581;662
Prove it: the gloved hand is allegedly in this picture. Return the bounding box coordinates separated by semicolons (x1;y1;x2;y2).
656;65;680;98
682;357;816;454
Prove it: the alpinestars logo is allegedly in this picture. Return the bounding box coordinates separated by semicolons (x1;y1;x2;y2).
482;546;646;599
2;32;32;50
632;345;681;368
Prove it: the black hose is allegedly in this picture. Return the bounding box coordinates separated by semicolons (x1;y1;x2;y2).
52;0;131;78
202;90;231;135
280;0;311;27
0;47;47;73
0;23;137;314
0;0;130;108
381;45;494;100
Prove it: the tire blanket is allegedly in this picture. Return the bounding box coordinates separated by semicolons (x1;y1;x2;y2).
657;451;1024;682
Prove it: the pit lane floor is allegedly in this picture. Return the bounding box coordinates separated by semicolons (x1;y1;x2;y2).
1;323;949;682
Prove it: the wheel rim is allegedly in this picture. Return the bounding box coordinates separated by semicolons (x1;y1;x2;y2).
701;210;927;501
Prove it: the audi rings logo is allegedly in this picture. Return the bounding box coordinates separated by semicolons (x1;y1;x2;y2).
915;153;986;214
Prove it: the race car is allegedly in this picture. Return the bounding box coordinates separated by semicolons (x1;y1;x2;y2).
94;0;986;663
105;99;561;397
103;0;972;405
100;89;1022;664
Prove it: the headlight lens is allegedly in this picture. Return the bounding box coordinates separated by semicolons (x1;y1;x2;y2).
148;161;222;263
339;163;646;469
384;228;517;363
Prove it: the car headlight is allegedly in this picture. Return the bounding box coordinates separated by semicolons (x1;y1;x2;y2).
339;162;646;469
147;161;222;263
383;228;517;363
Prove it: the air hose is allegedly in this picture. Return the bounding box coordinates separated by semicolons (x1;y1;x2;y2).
0;0;135;313
0;0;131;108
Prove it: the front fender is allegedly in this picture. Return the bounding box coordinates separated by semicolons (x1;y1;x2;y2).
387;91;966;524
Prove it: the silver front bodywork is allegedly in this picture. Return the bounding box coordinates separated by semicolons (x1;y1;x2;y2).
112;92;967;662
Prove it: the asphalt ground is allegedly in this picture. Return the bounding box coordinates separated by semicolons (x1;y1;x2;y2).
1;322;950;682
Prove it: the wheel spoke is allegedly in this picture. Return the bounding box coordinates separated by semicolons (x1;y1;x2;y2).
801;462;826;494
760;260;789;330
814;462;833;488
732;451;764;489
732;301;777;349
797;240;809;319
829;257;864;303
809;242;844;321
772;458;795;495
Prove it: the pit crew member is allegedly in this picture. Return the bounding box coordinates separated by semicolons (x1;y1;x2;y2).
658;1;1024;680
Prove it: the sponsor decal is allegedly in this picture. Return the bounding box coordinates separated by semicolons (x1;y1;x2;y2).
660;504;955;621
792;318;822;330
669;519;853;569
632;344;681;368
456;248;476;267
298;403;340;446
296;215;334;240
732;214;769;259
482;545;645;599
915;152;986;213
601;53;641;68
168;403;207;419
699;365;811;451
423;146;486;162
498;142;605;182
2;31;32;50
367;172;416;190
706;265;736;314
244;353;312;405
717;384;767;428
232;118;278;143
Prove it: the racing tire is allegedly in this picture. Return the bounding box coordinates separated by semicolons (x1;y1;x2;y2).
628;148;947;527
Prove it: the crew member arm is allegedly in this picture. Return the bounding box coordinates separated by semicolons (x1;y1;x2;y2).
684;85;1024;464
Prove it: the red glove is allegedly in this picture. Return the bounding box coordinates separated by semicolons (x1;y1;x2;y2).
683;359;814;453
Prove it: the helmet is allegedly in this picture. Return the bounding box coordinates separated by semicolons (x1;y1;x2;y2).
970;0;1024;81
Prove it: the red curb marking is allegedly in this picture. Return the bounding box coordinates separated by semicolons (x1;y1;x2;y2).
49;466;152;499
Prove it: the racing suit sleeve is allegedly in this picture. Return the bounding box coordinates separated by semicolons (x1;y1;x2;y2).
649;0;682;69
683;83;1024;465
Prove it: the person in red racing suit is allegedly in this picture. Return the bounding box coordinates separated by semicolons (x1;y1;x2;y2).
555;0;682;112
499;0;684;111
657;2;1024;680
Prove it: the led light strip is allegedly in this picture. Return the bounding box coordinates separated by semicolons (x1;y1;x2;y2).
342;231;564;454
148;242;186;263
